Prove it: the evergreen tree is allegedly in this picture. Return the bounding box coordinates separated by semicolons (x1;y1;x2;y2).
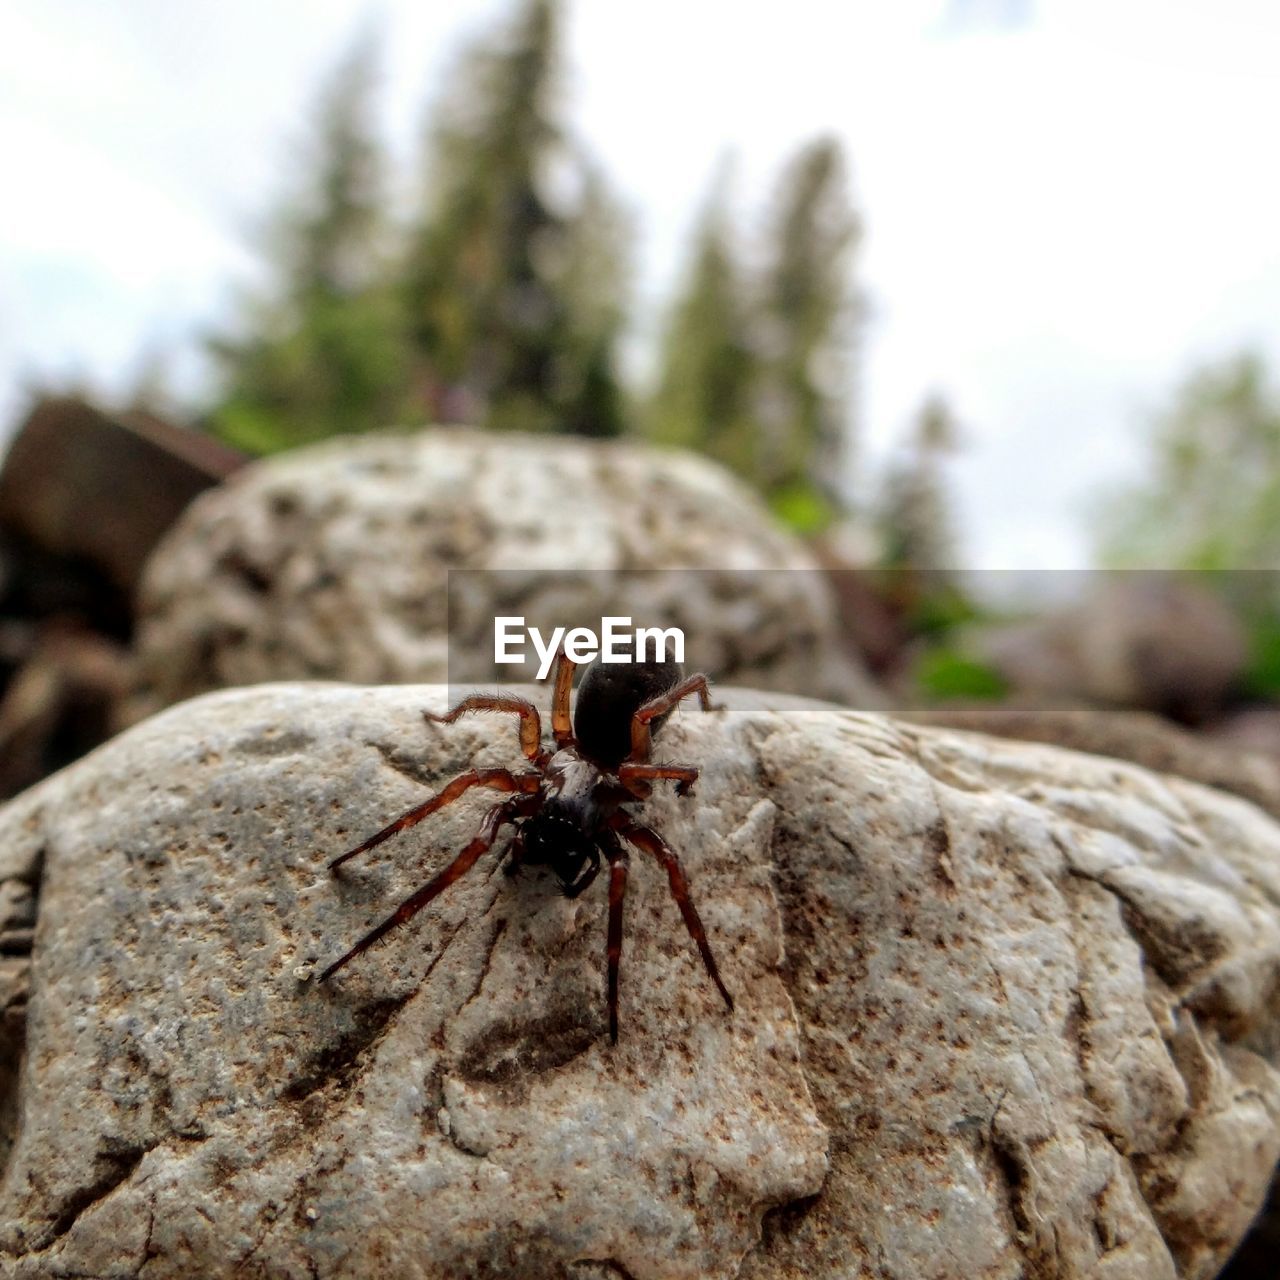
1099;352;1280;572
402;0;630;436
878;394;961;576
646;174;758;476
208;31;409;453
647;139;860;532
756;137;861;527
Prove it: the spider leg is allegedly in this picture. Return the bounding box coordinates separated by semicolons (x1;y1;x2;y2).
321;795;532;983
626;674;720;763
502;826;527;878
611;816;734;1014
424;694;543;762
329;768;539;871
616;762;700;799
550;642;577;748
602;833;629;1044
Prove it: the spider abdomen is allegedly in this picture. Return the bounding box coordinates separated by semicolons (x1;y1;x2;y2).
573;656;683;768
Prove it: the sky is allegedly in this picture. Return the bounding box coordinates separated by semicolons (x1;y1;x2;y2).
2;0;1279;569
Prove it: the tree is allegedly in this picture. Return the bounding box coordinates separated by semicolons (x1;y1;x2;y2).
402;0;630;436
646;139;861;533
877;394;961;576
1098;352;1280;572
208;31;409;453
646;173;759;476
755;137;861;528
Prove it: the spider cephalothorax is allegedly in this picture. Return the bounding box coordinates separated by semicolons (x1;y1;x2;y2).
320;645;733;1043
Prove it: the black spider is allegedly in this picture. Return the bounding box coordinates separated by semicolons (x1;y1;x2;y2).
320;644;734;1043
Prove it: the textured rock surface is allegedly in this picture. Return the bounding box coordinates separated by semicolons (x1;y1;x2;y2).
4;685;1280;1277
125;430;877;725
906;705;1280;826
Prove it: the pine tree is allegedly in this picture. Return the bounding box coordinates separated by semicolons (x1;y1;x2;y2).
647;140;860;532
207;31;408;453
1099;353;1280;572
756;137;861;528
646;175;758;475
402;0;630;436
878;394;960;576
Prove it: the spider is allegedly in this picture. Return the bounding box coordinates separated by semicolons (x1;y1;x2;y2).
319;644;734;1044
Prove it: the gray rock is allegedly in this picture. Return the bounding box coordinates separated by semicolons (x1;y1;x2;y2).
3;684;1280;1278
972;576;1248;722
125;430;879;726
905;705;1280;827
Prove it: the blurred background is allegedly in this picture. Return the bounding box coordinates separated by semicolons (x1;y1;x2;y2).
4;0;1280;793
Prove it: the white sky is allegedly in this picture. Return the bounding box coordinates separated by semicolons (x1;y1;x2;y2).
2;0;1279;569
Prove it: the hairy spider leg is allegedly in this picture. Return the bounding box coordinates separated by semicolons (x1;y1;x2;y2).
616;762;700;799
328;768;539;871
612;816;734;1014
604;834;629;1044
321;794;535;983
550;642;577;747
501;827;527;878
424;694;544;762
626;674;720;763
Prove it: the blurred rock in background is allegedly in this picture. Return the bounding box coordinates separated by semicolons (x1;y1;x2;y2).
0;396;245;797
957;575;1249;724
123;427;884;725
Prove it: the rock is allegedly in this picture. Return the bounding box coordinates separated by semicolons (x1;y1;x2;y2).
0;398;245;804
904;705;1280;827
124;430;879;726
1209;706;1280;761
972;576;1248;723
0;396;245;597
0;625;131;801
0;797;43;1180
5;685;1280;1276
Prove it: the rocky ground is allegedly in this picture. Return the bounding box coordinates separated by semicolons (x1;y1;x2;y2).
2;421;1279;1276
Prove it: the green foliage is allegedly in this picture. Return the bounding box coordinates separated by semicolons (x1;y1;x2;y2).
206;3;631;453
905;580;982;637
876;394;961;575
1238;604;1280;698
208;33;411;453
1098;353;1280;575
646;139;860;529
647;183;756;469
768;483;838;536
915;649;1008;701
203;0;867;521
755;138;860;506
402;0;630;436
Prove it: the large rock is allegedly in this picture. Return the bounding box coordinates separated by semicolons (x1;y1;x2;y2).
3;685;1279;1277
125;430;878;725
